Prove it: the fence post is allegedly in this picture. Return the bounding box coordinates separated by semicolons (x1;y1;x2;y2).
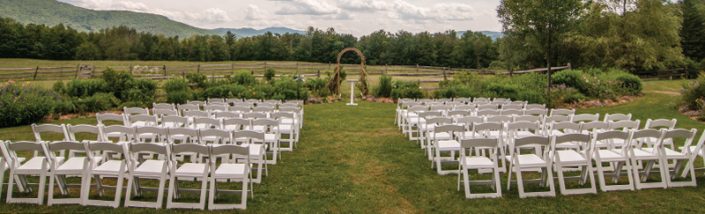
163;65;167;78
296;62;299;73
91;65;96;78
317;70;320;78
231;63;235;72
75;64;80;79
442;68;447;81
129;64;133;74
33;66;39;80
197;64;201;73
328;62;331;70
264;61;268;71
416;64;419;72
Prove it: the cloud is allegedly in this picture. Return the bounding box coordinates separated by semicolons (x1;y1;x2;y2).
245;4;266;20
275;0;341;15
387;0;475;22
337;0;389;11
59;0;231;24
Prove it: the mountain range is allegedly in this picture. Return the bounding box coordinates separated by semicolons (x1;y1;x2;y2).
0;0;501;39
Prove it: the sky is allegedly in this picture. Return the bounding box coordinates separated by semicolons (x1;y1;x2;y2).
57;0;502;36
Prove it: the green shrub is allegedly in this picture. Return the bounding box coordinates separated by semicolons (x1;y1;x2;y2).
552;87;586;106
375;75;393;98
273;78;308;100
231;71;257;85
102;68;134;100
0;83;58;127
64;79;109;97
305;77;329;97
391;80;424;99
248;84;275;99
74;93;120;113
124;79;156;105
186;73;207;88
434;84;478;98
613;72;643;95
203;84;247;98
552;70;589;94
264;68;276;82
682;72;705;110
164;78;192;104
52;81;65;94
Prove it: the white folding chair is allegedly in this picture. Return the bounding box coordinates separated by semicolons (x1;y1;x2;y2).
167;144;210;209
5;141;49;205
550;108;575;117
645;118;677;149
208;145;250;210
604;113;632;122
127;114;158;128
506;136;555;198
423;117;452;152
457;138;502;199
162;115;188;128
67;124;103;158
32;123;69;156
431;125;465;175
46;141;96;206
101;125;135;143
551;134;597;195
0;141;27;200
205;104;228;113
572;113;600;123
124;143;170;209
198;129;232;163
660;129;701;188
135;126;167;144
192;117;222;130
524;109;548;117
83;141;129;208
592;131;635;191
167;127;200;162
153;109;179;118
232;131;267;184
253;119;281;164
184;110;211;119
271;112;297;151
215;111;240;119
223;118;251;132
153;103;175;111
178;104;201;115
629;129;668;190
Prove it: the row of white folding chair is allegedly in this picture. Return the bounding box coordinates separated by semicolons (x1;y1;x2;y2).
447;129;704;199
0;140;252;210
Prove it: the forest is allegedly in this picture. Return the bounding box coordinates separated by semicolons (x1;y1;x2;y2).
0;0;704;75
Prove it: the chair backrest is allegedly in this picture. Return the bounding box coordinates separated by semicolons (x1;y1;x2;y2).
418;111;442;119
604;113;632;122
208;98;225;103
204;104;228;112
552;133;591;151
501;109;523;116
244;112;268;119
545;115;571;123
5;141;46;162
178;104;201;112
581;121;609;133
187;100;206;106
223;118;251;131
124;107;149;115
153;109;178;118
457;116;484;126
525;104;546;110
662;128;697;148
96;113;126;126
229;106;252;113
477;104;499;111
454;105;475;111
253;119;279;133
166;127;199;144
87;141;126;157
135;126;166;143
161;115;188;128
608;120;640;131
171;144;209;159
473;97;490;103
152;103;175;111
130;143;168;157
492;98;510;103
631;129;663;147
102;125;136;142
127;114;158;127
572;113;600;123
460;138;499;150
513;136;551;154
67;124;102;142
193;117;222;129
550;121;581;134
408;105;428;113
278;107;300;113
477;109;500;117
32;124;68;142
253;106;275;113
46;141;86;157
550;108;575;116
183;110;211;118
425;117;452;126
524;108;548;117
199;129;231;144
226;98;243;104
214;111;239;119
645;118;677;130
210;144;248;158
594;130;632;152
430;105;451;112
507;121;540;133
446;110;470;118
232;130;266;144
514;115;541;123
486;115;512;123
501;104;523;111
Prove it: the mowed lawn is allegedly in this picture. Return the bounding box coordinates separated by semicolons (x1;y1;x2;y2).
0;80;704;213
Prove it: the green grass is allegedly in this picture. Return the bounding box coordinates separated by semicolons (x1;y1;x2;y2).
0;80;704;213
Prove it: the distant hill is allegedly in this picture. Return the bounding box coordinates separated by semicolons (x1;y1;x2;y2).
0;0;210;37
211;27;306;37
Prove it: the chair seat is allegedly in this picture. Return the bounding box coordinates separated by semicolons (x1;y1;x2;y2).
133;160;167;176
175;163;207;177
508;154;548;167
461;156;495;168
17;157;48;171
595;149;627;161
679;145;703;155
429;132;451;140
515;131;536;138
555;150;588;165
631;149;659;159
55;157;90;172
437;140;460;151
93;160;124;174
279;125;294;133
662;148;687;159
213;163;247;179
265;133;278;142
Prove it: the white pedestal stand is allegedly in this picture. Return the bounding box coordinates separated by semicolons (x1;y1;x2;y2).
346;80;358;106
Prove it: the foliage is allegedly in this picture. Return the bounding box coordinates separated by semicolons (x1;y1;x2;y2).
60;79;109;97
125;78;156;105
163;78;192;104
101;68;133;100
0;83;58;127
391;80;424;99
681;0;705;62
305;77;329;97
72;93;120;114
186;73;207;88
682;72;705;110
374;75;393;98
230;71;257;85
264;68;276;82
202;84;247;98
273;77;309;100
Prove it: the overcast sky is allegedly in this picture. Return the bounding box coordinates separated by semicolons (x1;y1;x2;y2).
58;0;502;36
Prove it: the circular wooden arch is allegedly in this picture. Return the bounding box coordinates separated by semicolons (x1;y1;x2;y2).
327;47;369;97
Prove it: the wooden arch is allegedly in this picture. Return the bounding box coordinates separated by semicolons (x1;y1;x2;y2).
327;47;369;97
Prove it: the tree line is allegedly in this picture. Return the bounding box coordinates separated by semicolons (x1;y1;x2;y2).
0;0;704;73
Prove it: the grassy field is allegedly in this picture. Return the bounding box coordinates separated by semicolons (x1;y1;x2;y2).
0;80;703;213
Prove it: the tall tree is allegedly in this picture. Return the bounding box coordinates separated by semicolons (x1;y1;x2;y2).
681;0;705;61
498;0;582;106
